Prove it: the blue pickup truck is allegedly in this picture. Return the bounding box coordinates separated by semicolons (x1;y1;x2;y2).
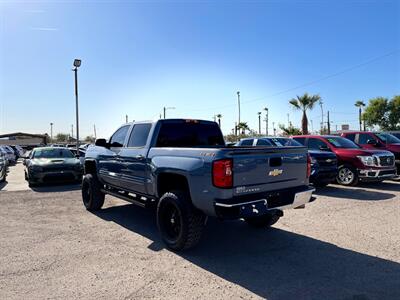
82;119;315;250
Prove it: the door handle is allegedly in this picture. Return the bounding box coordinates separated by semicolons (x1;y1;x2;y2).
135;155;145;160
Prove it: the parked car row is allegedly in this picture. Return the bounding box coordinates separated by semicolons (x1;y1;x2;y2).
0;149;8;182
236;131;399;187
0;145;26;165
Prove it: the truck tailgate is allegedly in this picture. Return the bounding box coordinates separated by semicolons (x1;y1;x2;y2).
227;147;308;193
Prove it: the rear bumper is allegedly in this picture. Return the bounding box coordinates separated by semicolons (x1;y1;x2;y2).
214;186;315;220
358;168;397;181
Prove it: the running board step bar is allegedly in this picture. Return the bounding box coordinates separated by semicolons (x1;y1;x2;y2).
101;188;152;208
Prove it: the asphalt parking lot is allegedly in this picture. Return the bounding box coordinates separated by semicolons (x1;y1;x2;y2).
0;162;399;300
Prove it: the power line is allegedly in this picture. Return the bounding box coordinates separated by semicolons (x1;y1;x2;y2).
188;49;400;112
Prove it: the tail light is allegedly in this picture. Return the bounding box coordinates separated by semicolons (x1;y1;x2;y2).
307;154;311;178
213;159;233;188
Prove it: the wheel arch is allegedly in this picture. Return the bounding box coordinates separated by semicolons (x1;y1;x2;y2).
156;172;191;200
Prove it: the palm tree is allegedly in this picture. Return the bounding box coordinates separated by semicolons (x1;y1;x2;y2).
237;122;250;134
354;100;366;131
289;93;321;134
216;114;222;127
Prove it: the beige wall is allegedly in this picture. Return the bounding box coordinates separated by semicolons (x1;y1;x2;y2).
0;138;45;145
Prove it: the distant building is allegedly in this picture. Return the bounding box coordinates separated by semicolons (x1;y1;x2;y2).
0;132;48;146
341;124;350;131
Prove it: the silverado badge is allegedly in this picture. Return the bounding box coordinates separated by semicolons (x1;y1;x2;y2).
269;169;283;177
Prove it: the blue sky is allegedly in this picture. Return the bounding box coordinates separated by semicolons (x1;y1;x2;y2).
1;0;399;138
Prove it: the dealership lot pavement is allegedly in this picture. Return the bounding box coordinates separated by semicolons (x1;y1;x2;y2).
0;164;399;299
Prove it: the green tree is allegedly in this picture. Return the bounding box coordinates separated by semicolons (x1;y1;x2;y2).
289;93;321;134
278;124;302;136
354;100;366;131
237;122;250;134
388;95;400;129
84;135;95;143
216;114;222;127
55;133;69;142
363;97;393;130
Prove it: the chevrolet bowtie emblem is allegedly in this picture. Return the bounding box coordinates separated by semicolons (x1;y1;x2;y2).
269;169;283;177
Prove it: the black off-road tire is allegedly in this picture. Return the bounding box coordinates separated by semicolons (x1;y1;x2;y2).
82;173;105;211
157;190;206;251
245;213;280;228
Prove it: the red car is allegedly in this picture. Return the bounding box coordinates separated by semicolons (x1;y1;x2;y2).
292;135;397;186
341;131;400;172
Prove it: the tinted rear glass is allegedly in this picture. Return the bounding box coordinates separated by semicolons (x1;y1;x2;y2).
156;122;225;147
269;138;302;147
376;133;400;144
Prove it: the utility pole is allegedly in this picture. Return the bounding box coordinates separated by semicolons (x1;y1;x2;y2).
320;100;324;133
235;122;238;136
50;123;53;144
264;107;268;135
237;91;241;126
327;111;331;134
163;107;175;119
93;124;97;139
126;115;128;123
72;59;81;151
272;122;276;136
287;113;290;127
71;124;74;142
258;112;261;134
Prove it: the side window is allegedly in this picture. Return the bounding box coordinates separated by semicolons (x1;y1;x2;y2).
358;133;374;144
344;133;356;142
109;126;130;147
293;137;306;145
256;139;272;146
307;138;328;150
241;139;254;146
127;124;152;147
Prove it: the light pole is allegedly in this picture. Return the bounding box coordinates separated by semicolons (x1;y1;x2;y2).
264;107;268;135
163;106;175;119
237;91;241;126
258;112;261;134
50;122;53;144
287;113;290;127
73;59;81;151
319;100;324;133
272;122;276;136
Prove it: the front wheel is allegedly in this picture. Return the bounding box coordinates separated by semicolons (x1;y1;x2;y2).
157;190;206;251
82;174;105;211
336;165;359;186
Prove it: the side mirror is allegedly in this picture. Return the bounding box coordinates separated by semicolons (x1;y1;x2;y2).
367;139;377;145
22;159;27;166
95;138;107;148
